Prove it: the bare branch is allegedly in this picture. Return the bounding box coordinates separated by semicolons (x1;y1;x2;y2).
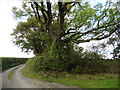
97;4;111;27
63;19;119;44
72;24;120;44
79;23;118;39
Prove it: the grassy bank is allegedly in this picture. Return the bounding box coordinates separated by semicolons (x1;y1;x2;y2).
1;57;28;71
22;68;118;88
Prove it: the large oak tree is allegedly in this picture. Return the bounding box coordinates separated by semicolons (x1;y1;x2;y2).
12;0;120;72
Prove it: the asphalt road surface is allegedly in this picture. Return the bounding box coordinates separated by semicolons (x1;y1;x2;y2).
2;64;80;88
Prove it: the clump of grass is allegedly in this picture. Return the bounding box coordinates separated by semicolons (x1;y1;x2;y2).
8;71;14;79
7;65;22;79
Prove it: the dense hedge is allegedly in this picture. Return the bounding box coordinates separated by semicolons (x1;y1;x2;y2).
1;57;28;71
24;55;119;75
70;59;119;74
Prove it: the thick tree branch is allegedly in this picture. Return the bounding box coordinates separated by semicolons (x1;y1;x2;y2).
58;2;64;24
34;2;48;24
58;2;66;38
31;3;37;19
46;1;52;24
40;2;48;24
33;2;43;24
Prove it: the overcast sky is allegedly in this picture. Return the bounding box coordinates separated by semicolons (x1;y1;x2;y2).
0;0;116;58
0;0;34;58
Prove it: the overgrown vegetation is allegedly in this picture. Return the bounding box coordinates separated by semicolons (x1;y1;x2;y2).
23;48;118;88
2;57;28;71
22;68;118;88
24;52;118;75
24;44;118;75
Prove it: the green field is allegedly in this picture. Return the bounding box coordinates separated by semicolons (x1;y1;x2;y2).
22;68;118;88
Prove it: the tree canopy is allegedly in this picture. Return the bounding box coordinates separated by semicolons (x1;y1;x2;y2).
12;1;120;55
12;1;120;44
11;17;51;55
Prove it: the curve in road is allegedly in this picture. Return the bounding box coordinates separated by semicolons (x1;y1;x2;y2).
2;64;80;88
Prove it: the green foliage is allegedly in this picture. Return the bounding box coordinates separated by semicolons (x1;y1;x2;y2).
25;54;67;73
24;45;118;74
12;2;32;19
2;57;27;71
11;17;52;55
72;59;118;74
67;2;96;29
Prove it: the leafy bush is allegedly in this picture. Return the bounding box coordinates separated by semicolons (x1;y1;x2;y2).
25;55;68;73
24;44;118;75
24;50;118;75
66;51;119;74
71;59;118;74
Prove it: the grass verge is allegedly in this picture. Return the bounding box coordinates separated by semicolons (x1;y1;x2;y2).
8;71;14;79
7;65;22;79
22;68;118;88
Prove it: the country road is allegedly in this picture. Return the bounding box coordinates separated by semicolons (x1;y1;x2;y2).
1;64;80;88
